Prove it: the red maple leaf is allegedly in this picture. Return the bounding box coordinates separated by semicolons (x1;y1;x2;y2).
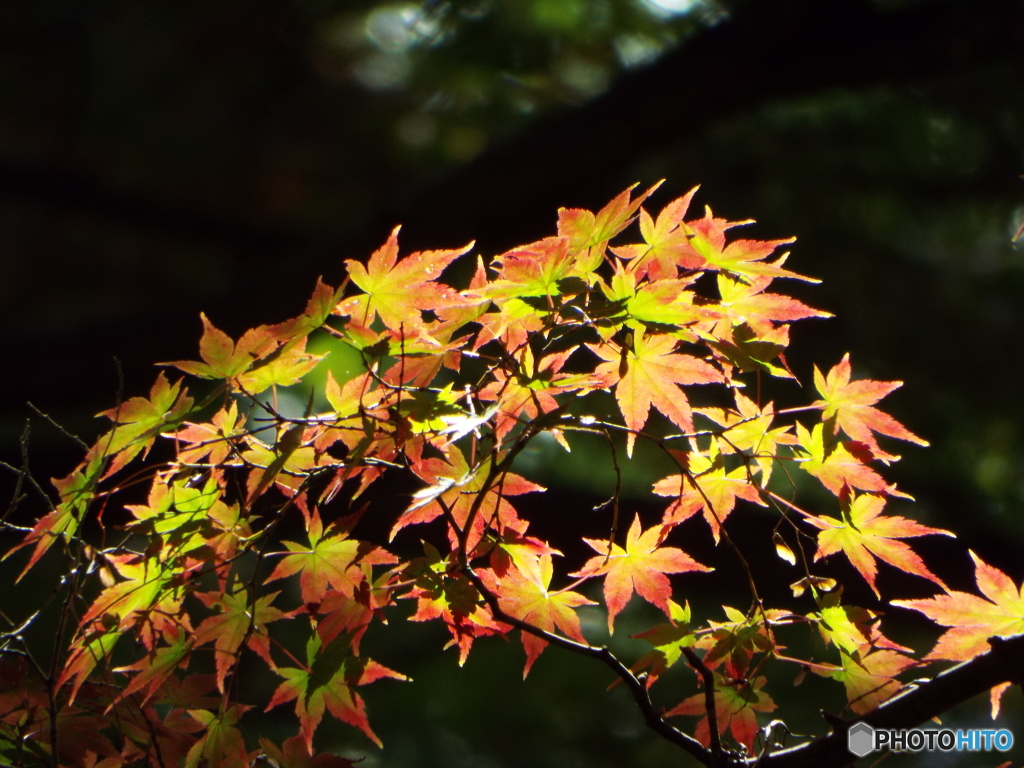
684;208;808;282
666;673;776;753
715;274;831;336
557;182;660;273
573;514;711;633
612;187;703;279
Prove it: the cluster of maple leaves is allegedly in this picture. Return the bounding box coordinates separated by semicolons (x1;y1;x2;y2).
3;182;1022;767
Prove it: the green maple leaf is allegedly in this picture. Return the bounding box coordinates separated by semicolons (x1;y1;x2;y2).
630;600;696;686
185;705;250;768
266;634;405;751
195;587;288;692
827;647;914;715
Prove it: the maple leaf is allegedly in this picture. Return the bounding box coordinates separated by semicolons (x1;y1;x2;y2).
242;427;321;503
814;353;928;461
481;236;576;300
173;401;245;469
598;264;712;330
697;391;797;484
794;422;889;496
557;182;660;274
335;226;472;330
666;673;776;753
168;314;277;380
235;337;325;395
893;551;1024;661
406;544;505;665
266;634;405;750
185;705;251;768
480;555;595;677
812;596;911;656
703;321;793;379
827;647;914;715
611;187;703;280
684;207;809;283
393;444;540;550
111;627;194;708
696;606;792;681
194;587;288;692
716;274;830;336
259;735;358;768
97;372;195;476
590;331;723;456
478;346;596;443
266;510;396;607
803;492;951;597
573;514;711;633
652;441;766;542
9;449;106;579
630;600;696;687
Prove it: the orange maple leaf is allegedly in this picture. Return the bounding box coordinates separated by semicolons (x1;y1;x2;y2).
336;226;472;331
590;331;723;456
266;510;396;606
893;551;1024;661
573;514;711;633
652;441;766;542
480;555;595;677
803;492;951;597
814;353;928;462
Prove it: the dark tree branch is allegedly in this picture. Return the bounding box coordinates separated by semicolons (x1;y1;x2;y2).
753;633;1024;768
461;565;717;766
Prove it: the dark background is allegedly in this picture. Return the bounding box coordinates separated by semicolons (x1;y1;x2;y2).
2;0;1023;766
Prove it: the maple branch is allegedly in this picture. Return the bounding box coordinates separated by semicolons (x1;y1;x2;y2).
753;633;1024;768
462;565;716;766
682;647;725;766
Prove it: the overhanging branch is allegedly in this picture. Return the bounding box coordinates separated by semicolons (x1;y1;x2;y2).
755;633;1024;768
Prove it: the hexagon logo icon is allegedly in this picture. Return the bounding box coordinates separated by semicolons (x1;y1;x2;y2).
848;722;875;757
